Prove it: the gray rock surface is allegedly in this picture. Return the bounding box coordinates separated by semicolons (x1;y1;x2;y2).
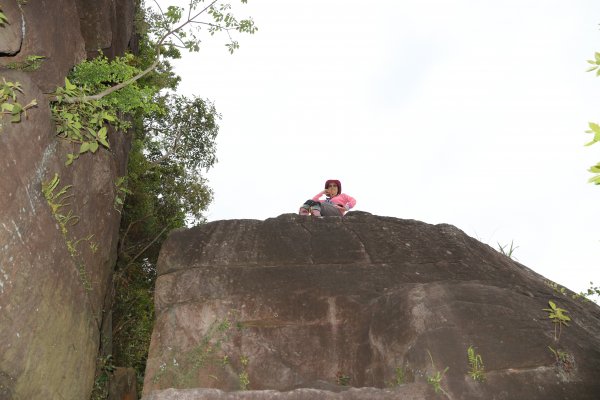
144;212;600;400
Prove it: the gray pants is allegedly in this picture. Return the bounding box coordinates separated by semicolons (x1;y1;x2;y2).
320;201;343;216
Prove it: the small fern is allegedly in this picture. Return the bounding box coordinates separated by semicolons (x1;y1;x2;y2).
467;346;485;382
42;173;73;217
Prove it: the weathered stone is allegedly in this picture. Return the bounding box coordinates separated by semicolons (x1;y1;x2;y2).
0;1;135;399
0;0;23;55
76;0;136;59
109;367;138;400
0;0;87;92
143;213;600;399
144;384;433;400
0;0;135;91
0;69;129;398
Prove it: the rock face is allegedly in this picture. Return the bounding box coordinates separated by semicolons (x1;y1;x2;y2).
0;0;137;92
0;1;23;55
143;213;600;400
0;1;134;399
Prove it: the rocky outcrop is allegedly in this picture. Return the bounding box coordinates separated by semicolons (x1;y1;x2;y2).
0;1;135;399
0;1;23;55
77;0;137;59
0;0;137;92
143;213;600;399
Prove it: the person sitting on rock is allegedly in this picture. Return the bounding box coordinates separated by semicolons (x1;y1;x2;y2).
299;179;356;216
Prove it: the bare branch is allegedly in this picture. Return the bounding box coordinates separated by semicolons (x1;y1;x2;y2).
189;20;238;31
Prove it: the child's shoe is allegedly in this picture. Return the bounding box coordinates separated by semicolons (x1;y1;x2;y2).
311;208;321;217
299;207;310;216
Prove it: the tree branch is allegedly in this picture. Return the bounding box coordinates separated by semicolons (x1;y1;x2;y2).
54;0;219;104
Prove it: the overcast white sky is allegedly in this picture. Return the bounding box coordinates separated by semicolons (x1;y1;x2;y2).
156;0;600;296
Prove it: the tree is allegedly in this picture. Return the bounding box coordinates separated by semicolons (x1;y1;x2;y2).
107;1;255;395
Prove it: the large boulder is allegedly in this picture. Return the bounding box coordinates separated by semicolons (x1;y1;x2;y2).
143;213;600;399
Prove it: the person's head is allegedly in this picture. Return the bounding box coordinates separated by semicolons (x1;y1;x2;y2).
324;179;341;196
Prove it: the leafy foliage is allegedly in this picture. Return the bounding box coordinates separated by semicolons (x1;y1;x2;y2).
146;0;257;55
579;281;600;303
426;350;449;396
387;366;406;387
0;7;8;26
51;53;161;165
145;94;220;175
5;55;46;71
111;3;228;394
335;372;351;386
586;52;600;184
547;345;575;377
0;78;37;127
543;300;571;341
114;176;132;213
42;174;94;291
238;355;250;390
467;346;485;382
90;355;116;400
68;53;160;115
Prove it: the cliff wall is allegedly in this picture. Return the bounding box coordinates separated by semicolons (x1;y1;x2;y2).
0;1;135;398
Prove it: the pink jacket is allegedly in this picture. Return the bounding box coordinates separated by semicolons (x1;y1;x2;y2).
312;191;357;213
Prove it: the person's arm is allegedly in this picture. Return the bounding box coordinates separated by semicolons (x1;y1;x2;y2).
312;190;328;202
342;193;356;210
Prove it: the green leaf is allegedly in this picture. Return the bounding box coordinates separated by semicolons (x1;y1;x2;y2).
588;174;600;185
65;153;77;166
80;142;91;154
585;122;600;146
89;141;99;153
97;126;110;148
0;11;8;26
589;164;600;173
11;103;22;115
65;77;76;91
